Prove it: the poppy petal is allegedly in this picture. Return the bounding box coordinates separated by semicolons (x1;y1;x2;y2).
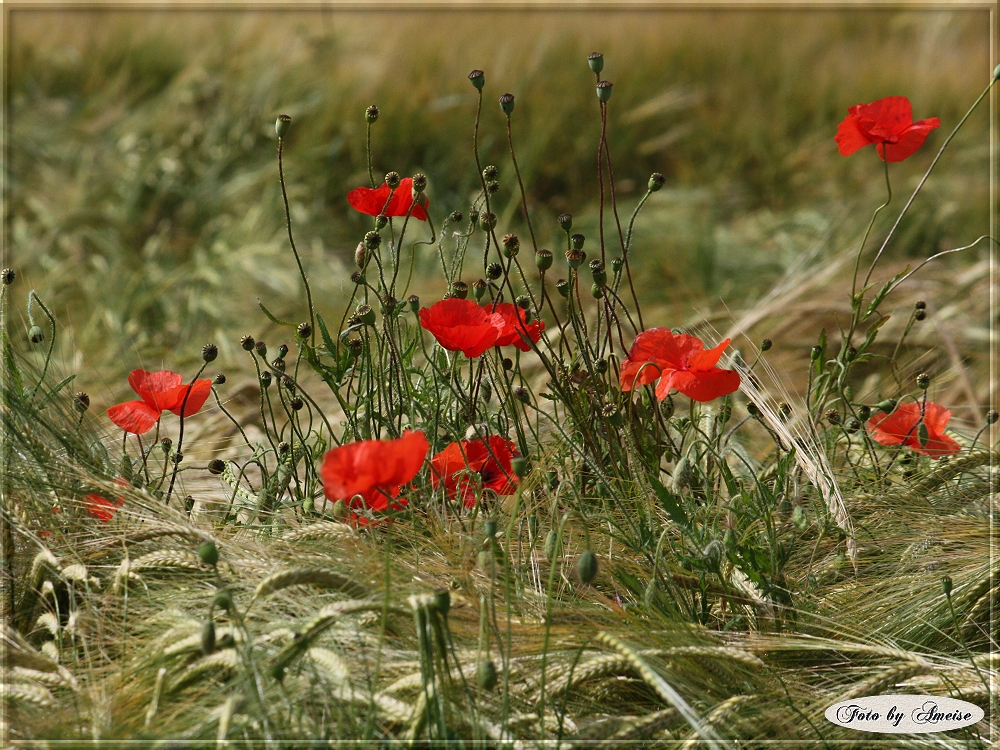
876;117;940;162
849;96;913;136
85;494;118;522
161;379;213;417
663;369;741;402
107;400;161;434
348;183;392;217
687;337;731;370
835;114;876;156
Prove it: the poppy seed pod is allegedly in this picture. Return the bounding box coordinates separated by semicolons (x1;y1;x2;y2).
825;409;840;425
914;309;926;321
502;358;513;371
589;259;607;287
451;281;469;300
202;343;218;363
587;51;604;74
856;405;871;421
1;268;14;285
364;231;381;250
499;93;515;115
486;263;503;280
480;211;497;231
570;233;586;250
917;421;930;448
877;398;897;413
511;456;528;477
515;295;530;310
412;173;427;193
480;381;492;402
595;358;608;374
260;371;272;388
208;459;225;475
514;387;530;404
472;279;488;300
577;550;598;584
557;213;573;231
197;541;219;567
596;80;613;102
408;295;420;313
275;114;291;139
278;441;290;454
477;659;498;690
556;278;571;298
277;343;289;359
297;321;312;340
810;345;823;360
291;397;304;411
74;391;90;412
601;403;623;427
778;401;791;419
544;529;562;560
350;271;364;285
483;165;499;181
916;372;931;390
995;63;1000;81
846;418;860;432
987;410;999;425
346;337;363;357
214;373;226;385
648;173;666;192
213;589;234;612
746;402;760;417
271;358;285;375
374;213;388;230
915;300;926;310
502;234;520;258
161;437;172;454
357;305;376;326
469;209;480;225
28;325;43;344
760;338;772;352
610;257;623;274
486;180;499;195
365;104;379;123
469;69;485;90
535;248;553;271
240;335;255;352
566;248;586;269
384;172;401;189
590;283;603;298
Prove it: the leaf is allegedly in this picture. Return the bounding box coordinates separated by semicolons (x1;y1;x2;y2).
35;374;76;410
316;313;338;358
650;476;689;528
257;299;296;327
863;267;909;319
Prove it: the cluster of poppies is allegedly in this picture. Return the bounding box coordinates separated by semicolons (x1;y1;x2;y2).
106;369;213;435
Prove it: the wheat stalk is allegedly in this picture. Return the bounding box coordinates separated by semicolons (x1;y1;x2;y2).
252;567;369;601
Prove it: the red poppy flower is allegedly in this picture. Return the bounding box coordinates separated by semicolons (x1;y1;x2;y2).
347;177;428;221
321;430;429;523
867;401;960;458
620;328;740;403
419;299;505;358
106;370;213;435
486;302;545;352
430;436;519;507
84;478;130;523
835;96;940;163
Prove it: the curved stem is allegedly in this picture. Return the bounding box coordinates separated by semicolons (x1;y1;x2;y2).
277;139;316;347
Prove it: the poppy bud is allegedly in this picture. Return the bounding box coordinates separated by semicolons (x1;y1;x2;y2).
566;248;586;269
914;300;926;310
502;358;513;371
28;325;43;344
365;104;379;123
472;279;488;300
556;278;571;298
483;165;499;181
275;114;291;140
213;589;234;612
485;180;499;195
214;373;226;385
291;397;304;411
74;392;90;412
596;80;613;103
469;69;485;91
825;409;840;425
161;437;172;454
451;281;469;300
487;262;503;280
374;213;388;230
511;456;528;477
331;499;347;520
255;341;268;357
385;172;401;189
197;541;219;567
673;456;693;493
571;233;586;250
433;589;451;616
364;231;381;251
271;358;285;373
589;259;607;287
480;212;497;231
544;529;562;560
557;213;573;231
760;338;772;352
260;371;272;388
987;410;998;425
587;51;604;74
916;372;931;389
577;550;598;584
535;248;553;271
484;519;497;538
810;345;823;360
590;283;603;298
201;619;216;655
514;387;530;404
610;257;623;275
877;399;896;413
208;459;225;475
202;343;218;363
917;421;930;448
499;93;515;115
477;659;498;690
601;403;623;427
746;402;760;417
412;173;427;194
941;576;954;596
502;234;520;257
914;309;926;321
1;268;14;285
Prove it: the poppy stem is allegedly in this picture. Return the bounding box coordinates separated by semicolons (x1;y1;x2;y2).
164;362;208;506
849;148;892;307
277;139;316;347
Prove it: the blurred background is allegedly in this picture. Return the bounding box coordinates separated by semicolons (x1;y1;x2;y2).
5;8;993;418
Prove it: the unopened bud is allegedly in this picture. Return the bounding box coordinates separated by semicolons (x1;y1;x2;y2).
197;541;219;567
917;421;930;448
275;114;291;139
577;550;598;584
672;456;693;493
201;619;216;655
987;410;998;425
877;399;896;413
